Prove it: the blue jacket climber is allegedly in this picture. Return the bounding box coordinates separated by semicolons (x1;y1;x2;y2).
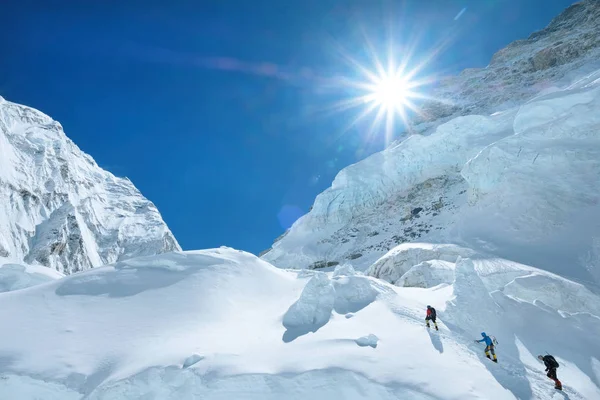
476;332;493;346
475;332;498;362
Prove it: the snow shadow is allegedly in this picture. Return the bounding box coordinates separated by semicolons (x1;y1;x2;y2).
55;267;198;297
476;349;533;400
490;290;600;391
63;357;119;396
331;276;379;315
182;354;204;369
282;325;327;343
557;391;572;400
282;273;335;343
281;274;380;343
355;334;379;348
443;320;533;400
427;329;443;353
0;353;16;371
89;366;438;399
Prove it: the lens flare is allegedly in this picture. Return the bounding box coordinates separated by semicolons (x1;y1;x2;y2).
317;20;460;147
367;75;410;110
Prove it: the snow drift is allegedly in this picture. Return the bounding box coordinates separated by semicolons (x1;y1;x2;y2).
0;248;598;399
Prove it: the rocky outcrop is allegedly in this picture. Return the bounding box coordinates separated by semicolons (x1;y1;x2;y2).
411;0;600;129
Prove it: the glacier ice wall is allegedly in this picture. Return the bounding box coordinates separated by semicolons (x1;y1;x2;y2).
263;71;600;285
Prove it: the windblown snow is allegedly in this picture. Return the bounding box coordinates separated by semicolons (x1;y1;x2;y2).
0;97;180;274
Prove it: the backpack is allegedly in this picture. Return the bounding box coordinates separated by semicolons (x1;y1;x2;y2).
546;355;559;368
430;307;436;318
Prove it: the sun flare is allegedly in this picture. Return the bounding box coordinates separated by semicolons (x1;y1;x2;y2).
322;29;454;146
367;74;410;111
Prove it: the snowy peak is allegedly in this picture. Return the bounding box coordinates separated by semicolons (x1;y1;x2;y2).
414;0;600;129
0;98;180;274
262;1;600;286
527;0;600;42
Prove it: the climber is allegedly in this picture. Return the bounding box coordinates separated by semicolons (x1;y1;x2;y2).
425;305;438;330
474;332;497;362
538;354;562;390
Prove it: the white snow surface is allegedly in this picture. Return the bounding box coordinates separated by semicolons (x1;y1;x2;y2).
0;259;64;292
0;99;180;274
263;64;600;286
5;3;600;399
1;247;599;399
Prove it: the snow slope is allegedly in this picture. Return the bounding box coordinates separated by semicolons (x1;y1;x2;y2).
0;97;180;274
0;248;598;399
0;260;64;292
262;63;600;286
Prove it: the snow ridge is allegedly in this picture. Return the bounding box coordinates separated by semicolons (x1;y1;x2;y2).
0;99;180;274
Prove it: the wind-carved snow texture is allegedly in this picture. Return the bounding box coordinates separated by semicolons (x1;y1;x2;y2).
282;266;383;342
0;97;180;274
366;242;600;315
1;248;598;399
263;56;600;285
282;272;336;341
366;243;475;286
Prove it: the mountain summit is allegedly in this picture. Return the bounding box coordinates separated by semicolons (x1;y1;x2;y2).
0;97;180;274
413;0;600;130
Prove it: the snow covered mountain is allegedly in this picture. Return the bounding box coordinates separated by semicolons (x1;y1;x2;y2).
1;248;598;399
262;0;600;287
413;0;600;130
2;2;600;399
0;97;180;274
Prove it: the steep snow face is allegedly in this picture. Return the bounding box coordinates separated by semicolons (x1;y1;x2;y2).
0;98;180;274
456;82;600;280
0;248;598;399
262;2;600;285
262;113;513;271
263;65;600;285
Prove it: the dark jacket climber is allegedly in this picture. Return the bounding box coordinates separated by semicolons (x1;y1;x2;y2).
538;355;562;390
475;332;498;362
425;305;438;330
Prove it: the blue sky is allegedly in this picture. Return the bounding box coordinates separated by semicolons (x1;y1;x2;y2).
0;0;575;254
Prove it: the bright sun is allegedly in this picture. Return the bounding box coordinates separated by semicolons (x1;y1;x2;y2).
324;32;446;145
368;75;410;111
325;53;431;146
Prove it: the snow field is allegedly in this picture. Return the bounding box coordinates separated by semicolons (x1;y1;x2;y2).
0;247;598;399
